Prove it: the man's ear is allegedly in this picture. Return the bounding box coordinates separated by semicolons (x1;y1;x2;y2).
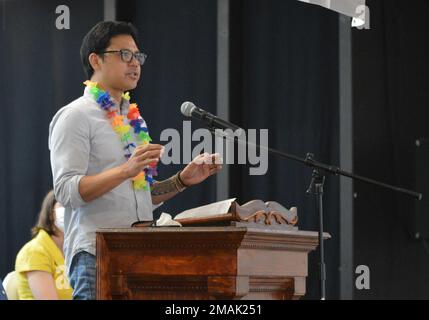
88;53;102;72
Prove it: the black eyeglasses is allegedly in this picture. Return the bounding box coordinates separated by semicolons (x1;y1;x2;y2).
99;49;147;65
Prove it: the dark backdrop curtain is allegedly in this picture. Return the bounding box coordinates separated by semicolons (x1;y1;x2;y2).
0;0;103;279
229;0;340;299
353;0;429;299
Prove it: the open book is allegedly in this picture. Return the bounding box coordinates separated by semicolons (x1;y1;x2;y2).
132;198;298;228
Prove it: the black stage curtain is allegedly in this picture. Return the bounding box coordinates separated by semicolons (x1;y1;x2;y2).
353;0;429;299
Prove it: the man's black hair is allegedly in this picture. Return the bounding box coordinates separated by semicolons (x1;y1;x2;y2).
80;21;140;79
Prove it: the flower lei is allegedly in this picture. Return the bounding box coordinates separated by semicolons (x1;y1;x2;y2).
84;80;157;191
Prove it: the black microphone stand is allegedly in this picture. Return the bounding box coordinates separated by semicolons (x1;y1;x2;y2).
207;127;422;300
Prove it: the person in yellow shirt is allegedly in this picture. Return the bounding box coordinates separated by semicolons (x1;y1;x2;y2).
15;190;73;299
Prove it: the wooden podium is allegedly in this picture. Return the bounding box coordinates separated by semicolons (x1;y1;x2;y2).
96;226;328;300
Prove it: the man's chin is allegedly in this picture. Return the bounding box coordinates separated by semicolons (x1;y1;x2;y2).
123;81;138;91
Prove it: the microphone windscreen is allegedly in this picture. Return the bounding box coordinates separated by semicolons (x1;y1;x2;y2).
180;101;196;117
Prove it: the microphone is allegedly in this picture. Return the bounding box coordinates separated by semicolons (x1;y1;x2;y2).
180;102;242;132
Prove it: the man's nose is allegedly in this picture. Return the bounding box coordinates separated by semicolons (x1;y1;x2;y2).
129;55;140;67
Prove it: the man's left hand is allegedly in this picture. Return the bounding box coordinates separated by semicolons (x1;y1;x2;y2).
179;153;223;187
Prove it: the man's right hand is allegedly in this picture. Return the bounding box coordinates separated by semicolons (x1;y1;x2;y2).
121;144;164;179
78;144;164;203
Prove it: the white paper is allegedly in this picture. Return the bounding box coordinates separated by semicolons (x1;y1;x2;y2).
156;212;182;227
174;198;237;220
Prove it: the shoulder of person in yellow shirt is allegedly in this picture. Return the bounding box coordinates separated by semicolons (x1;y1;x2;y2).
15;229;73;300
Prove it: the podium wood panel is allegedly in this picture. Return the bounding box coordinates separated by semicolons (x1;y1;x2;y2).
96;226;326;300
